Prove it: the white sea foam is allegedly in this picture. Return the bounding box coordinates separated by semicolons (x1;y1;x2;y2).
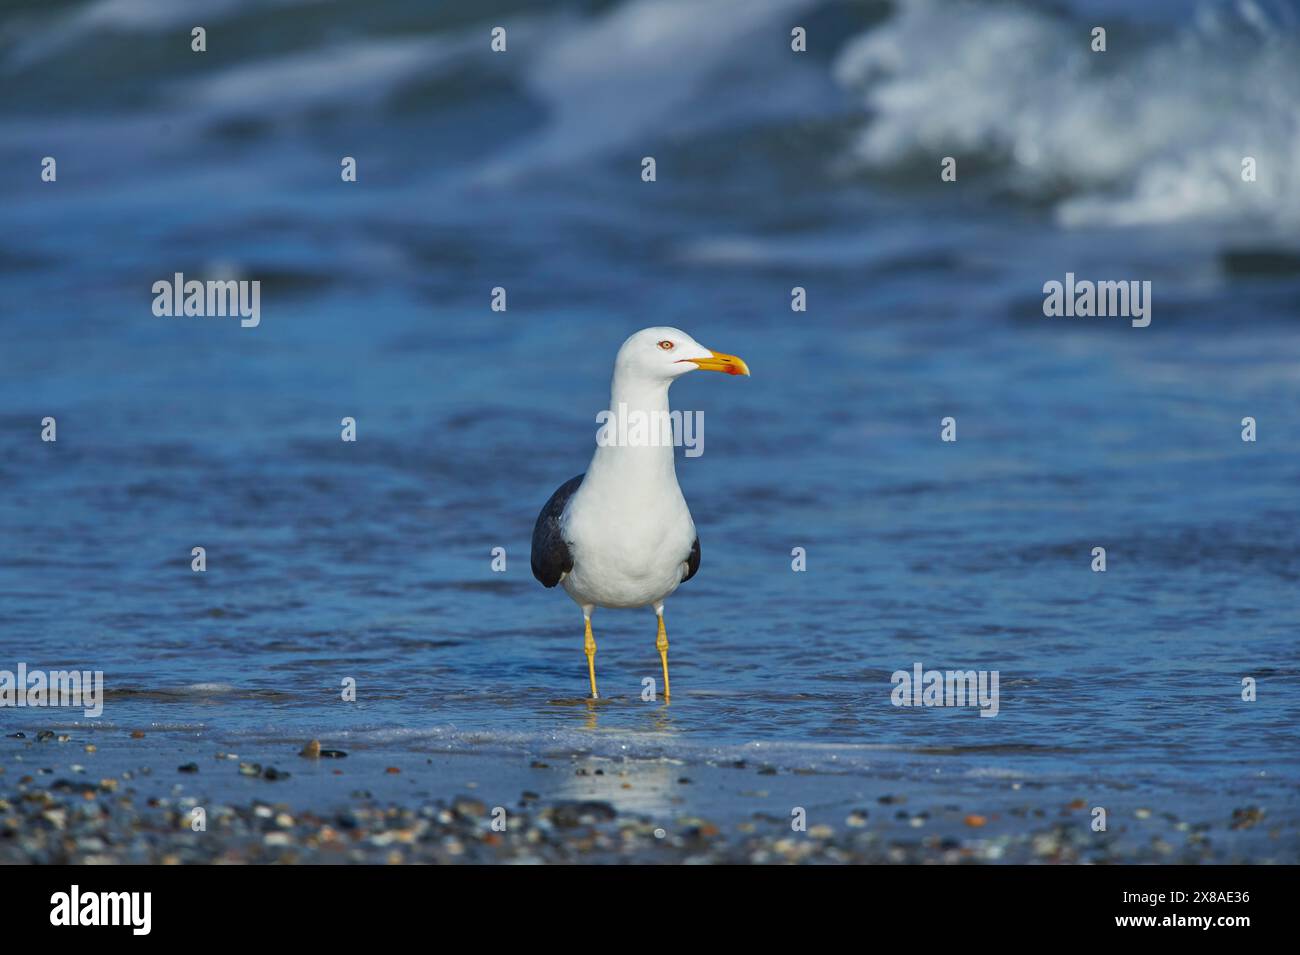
833;0;1300;231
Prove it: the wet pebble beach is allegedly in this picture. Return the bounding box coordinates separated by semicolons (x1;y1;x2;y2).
1;731;1290;865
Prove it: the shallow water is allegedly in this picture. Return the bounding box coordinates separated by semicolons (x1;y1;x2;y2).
1;0;1298;828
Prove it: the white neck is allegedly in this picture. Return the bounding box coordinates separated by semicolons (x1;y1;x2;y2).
585;371;678;489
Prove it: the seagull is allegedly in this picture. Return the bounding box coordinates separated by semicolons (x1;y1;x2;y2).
531;327;750;700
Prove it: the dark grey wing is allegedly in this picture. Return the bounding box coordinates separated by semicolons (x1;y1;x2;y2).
681;536;700;583
531;474;584;587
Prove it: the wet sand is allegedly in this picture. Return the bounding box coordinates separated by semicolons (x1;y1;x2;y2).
2;728;1292;864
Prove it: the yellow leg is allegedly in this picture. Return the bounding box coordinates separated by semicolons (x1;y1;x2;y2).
584;616;598;700
656;613;670;700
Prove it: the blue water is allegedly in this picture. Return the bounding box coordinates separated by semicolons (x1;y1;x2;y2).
1;0;1298;827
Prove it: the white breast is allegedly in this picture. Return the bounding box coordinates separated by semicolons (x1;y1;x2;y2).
560;459;696;609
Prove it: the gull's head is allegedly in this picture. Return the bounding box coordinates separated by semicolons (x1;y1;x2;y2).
613;327;751;384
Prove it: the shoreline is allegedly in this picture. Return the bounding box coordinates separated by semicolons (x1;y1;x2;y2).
2;729;1292;864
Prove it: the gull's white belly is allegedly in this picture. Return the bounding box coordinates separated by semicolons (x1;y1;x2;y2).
561;495;695;609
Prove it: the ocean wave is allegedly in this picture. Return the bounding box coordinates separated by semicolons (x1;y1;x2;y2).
4;0;330;73
477;0;823;181
179;36;462;118
833;0;1300;231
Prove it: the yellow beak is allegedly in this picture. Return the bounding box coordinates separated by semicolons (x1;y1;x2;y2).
685;349;751;376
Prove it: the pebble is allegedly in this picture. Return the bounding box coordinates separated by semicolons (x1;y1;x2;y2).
452;797;487;817
0;758;1271;865
1230;806;1263;830
549;801;617;828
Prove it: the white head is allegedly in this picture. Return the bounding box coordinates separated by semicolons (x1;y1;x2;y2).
612;326;751;385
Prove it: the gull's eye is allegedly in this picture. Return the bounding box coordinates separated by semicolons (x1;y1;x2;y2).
658;340;674;350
